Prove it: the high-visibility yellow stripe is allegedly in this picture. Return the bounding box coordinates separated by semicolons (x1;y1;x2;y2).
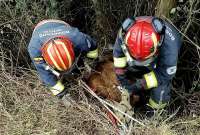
50;81;65;95
113;57;127;68
152;32;158;47
148;98;167;109
57;41;72;67
54;41;67;70
144;71;158;89
33;57;44;61
86;48;98;59
47;43;62;71
125;31;131;44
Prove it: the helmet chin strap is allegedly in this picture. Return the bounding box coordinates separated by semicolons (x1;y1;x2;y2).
119;28;156;67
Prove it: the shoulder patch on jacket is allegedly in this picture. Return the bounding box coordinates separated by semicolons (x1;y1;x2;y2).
166;66;177;75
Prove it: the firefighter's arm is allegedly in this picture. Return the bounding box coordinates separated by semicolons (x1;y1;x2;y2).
143;27;182;90
113;36;134;93
72;30;98;59
125;65;171;92
28;37;67;98
113;34;148;93
83;34;98;59
131;26;182;91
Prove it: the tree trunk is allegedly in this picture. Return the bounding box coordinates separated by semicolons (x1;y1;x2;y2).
155;0;176;18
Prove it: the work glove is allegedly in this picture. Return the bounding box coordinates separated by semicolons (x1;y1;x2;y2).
120;90;132;109
61;93;74;107
56;89;68;99
113;88;134;124
53;86;73;108
129;79;147;93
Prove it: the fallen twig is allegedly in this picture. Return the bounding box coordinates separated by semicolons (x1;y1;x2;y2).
80;80;147;128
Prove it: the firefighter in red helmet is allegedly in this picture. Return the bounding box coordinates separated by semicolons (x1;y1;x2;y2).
28;19;98;98
113;16;182;111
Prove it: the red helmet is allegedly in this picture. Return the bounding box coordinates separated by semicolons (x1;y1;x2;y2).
125;20;161;61
41;36;75;71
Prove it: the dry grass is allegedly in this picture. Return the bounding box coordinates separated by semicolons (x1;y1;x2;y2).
1;66;200;135
0;67;116;135
0;0;200;135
